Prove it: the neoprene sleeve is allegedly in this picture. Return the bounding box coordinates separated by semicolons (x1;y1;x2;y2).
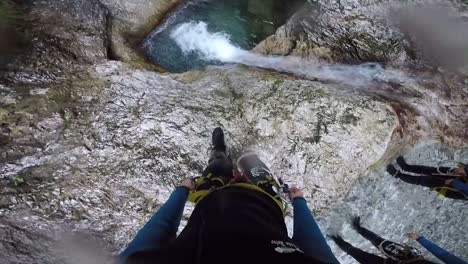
117;187;189;263
451;180;468;196
118;189;341;264
292;197;340;264
417;237;467;264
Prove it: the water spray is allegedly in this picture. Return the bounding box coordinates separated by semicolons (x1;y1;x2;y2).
170;21;412;87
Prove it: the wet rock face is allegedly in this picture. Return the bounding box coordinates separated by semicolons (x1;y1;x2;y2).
100;0;179;62
0;0;109;177
0;0;179;165
326;143;468;263
95;62;396;215
0;61;396;262
1;0;467;263
0;219;59;263
1;0;109;85
0;1;28;69
99;0;177;34
29;0;110;63
254;0;408;64
255;0;468;143
1;0;105;72
254;0;468;66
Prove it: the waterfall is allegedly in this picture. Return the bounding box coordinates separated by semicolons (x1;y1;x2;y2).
170;21;412;87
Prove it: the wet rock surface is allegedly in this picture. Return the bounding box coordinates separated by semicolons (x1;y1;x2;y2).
1;0;109;83
254;0;406;63
255;0;468;143
325;143;468;262
0;0;110;185
100;0;179;63
1;61;397;262
254;0;468;65
0;0;467;263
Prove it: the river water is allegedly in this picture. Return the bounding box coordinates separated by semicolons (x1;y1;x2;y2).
143;0;305;72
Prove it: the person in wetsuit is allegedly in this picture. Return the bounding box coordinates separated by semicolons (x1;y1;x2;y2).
117;127;339;264
330;217;466;264
386;156;468;200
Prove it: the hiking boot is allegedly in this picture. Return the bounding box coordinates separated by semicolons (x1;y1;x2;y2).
195;128;232;193
386;164;400;177
329;235;345;244
396;156;409;171
212;127;226;153
237;152;272;182
352;216;361;229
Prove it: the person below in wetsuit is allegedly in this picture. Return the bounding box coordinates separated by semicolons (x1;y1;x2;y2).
386;156;468;200
405;233;467;264
117;127;339;264
330;217;466;264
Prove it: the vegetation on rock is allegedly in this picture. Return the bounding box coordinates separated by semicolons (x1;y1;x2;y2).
0;0;27;69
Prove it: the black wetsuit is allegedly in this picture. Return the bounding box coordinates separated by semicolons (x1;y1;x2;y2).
334;225;437;264
123;187;331;264
120;149;339;264
396;162;467;200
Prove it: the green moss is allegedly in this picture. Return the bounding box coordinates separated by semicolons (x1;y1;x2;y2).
271;79;284;92
0;0;26;68
255;75;285;104
260;72;286;83
0;70;107;145
0;108;9;120
340;111;360;126
11;176;25;186
0;1;21;25
300;86;328;101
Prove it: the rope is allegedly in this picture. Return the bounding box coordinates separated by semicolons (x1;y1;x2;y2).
435;159;467;176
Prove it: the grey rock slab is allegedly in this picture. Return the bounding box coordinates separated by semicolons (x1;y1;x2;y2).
99;0;179;62
0;61;396;261
325;142;468;263
255;0;468;67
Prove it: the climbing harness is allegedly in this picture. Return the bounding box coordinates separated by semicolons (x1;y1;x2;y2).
429;159;468;199
188;171;291;215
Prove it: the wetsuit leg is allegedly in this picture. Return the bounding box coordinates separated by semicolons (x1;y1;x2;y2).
397;157;452;175
442;190;467;200
397;173;467;199
333;237;386;264
354;226;386;249
237;153;282;204
203;150;233;179
397;173;447;188
197;150;233;190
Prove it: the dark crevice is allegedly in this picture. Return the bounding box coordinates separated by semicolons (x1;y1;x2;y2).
347;37;363;62
96;0;117;61
104;11;117;61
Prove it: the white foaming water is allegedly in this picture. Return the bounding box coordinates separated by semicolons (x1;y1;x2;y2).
170;21;411;86
170;21;248;62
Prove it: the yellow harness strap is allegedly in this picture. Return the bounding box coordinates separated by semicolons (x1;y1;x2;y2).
433;187;449;197
432;186;468;199
188;182;286;216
